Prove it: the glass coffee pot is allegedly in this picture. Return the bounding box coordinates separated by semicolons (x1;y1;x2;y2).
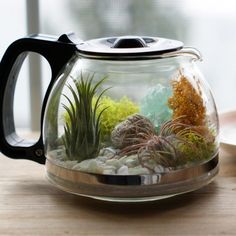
0;33;219;202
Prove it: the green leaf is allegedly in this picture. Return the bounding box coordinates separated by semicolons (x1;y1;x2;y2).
62;74;109;161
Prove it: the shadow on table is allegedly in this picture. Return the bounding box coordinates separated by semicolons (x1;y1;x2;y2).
48;180;219;217
9;173;219;219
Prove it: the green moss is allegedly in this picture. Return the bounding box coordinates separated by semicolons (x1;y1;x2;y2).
94;96;140;140
64;95;139;142
177;131;216;165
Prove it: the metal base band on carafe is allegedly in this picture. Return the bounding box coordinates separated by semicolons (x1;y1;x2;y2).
45;153;218;202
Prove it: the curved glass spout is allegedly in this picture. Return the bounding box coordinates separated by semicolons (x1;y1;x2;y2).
163;47;202;61
179;47;202;61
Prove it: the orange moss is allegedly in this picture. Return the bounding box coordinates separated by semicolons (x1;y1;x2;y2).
168;74;206;126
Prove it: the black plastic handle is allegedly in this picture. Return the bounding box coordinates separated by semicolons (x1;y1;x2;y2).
0;33;77;164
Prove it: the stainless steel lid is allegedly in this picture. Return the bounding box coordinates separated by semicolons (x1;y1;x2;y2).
77;35;184;59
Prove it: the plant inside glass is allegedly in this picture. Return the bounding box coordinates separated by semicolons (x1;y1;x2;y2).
62;74;108;162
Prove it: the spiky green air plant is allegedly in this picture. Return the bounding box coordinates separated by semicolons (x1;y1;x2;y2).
62;74;108;161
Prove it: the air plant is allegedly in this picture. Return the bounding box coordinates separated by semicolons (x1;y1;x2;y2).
111;114;155;149
62;73;108;162
117;116;215;172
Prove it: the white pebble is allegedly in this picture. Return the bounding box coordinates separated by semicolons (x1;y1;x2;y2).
72;159;91;171
125;158;138;168
117;165;129;175
88;160;99;171
102;165;116;171
154;165;165;173
129;166;150;175
119;155;128;164
105;159;122;169
96;156;109;163
74;159;104;174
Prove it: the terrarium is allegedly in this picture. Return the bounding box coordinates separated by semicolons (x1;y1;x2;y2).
0;34;219;202
43;36;219;201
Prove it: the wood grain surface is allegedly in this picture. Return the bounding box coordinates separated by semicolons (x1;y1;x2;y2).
0;149;236;236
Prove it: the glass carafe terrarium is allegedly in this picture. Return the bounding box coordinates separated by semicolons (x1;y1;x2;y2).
0;34;219;202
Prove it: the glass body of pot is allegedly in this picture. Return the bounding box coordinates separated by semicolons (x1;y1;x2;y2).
43;52;219;178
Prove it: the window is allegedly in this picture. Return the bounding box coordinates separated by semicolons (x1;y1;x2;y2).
0;1;29;130
1;0;236;132
40;0;236;113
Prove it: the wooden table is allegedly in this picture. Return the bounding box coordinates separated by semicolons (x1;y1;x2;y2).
0;149;236;236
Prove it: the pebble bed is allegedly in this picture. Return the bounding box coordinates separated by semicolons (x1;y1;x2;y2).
49;147;171;175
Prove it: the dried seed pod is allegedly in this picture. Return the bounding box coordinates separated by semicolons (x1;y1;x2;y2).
111;114;155;148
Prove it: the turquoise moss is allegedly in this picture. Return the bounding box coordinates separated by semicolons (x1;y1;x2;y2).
140;84;172;132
